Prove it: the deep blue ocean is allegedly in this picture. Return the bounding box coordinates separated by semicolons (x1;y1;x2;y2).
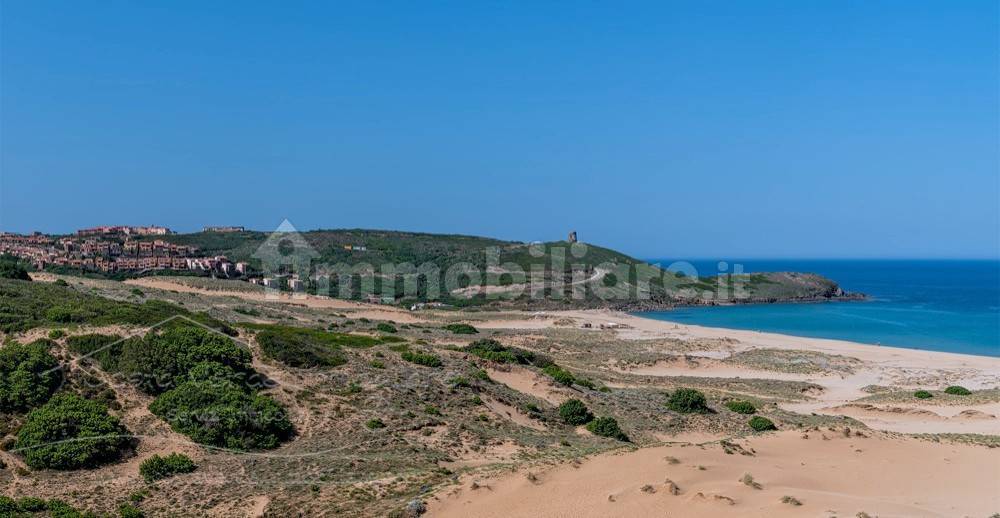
637;259;1000;357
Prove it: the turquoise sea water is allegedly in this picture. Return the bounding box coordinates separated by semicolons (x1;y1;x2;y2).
636;260;1000;357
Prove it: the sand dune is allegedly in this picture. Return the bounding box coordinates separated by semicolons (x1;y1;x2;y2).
429;430;1000;518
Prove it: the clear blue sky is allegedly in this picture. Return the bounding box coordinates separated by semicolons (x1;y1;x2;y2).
1;1;997;258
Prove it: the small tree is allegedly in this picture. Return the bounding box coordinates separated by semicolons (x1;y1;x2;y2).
667;388;709;413
725;400;756;414
558;399;594;425
139;453;197;482
748;416;777;432
16;393;131;469
586;416;629;442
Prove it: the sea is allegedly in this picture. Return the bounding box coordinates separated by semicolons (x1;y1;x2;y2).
636;259;1000;358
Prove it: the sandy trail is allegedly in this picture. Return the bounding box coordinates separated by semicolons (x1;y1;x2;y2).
429;430;1000;518
123;277;428;323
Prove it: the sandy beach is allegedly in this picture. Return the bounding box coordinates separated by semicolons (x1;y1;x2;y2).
428;308;1000;517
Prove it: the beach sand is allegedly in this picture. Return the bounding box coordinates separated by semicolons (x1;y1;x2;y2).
430;308;1000;517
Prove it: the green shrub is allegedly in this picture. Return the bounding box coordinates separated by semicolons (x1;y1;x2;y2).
464;339;538;364
944;385;972;395
66;333;124;370
0;255;31;281
585;416;629;442
542;364;575;386
558;399;594;425
15;393;131;469
444;323;478;334
400;351;442;367
16;496;47;512
725;400;756;414
47;329;66;340
149;380;293;450
376;322;397;333
0;339;62;412
365;418;386;429
251;325;384;368
748;416;777;431
369;359;385;369
130;288;145;298
139;453;197;482
115;327;253;395
914;390;933;399
118;503;145;518
667;388;710;413
53;279;70;287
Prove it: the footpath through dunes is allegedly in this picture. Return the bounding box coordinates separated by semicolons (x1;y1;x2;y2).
428;429;1000;518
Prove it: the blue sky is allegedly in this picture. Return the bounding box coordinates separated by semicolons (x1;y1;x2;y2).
1;1;997;258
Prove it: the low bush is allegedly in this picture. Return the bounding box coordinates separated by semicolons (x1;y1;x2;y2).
558;399;594;425
464;339;538;365
748;416;777;432
914;390;933;399
400;351;442;367
725;400;756;414
542;364;575;386
149;380;293;450
0;339;62;412
944;385;972;395
376;323;397;334
66;333;124;369
119;503;145;518
16;393;131;469
251;325;383;368
139;453;197;482
585;416;629;442
115;326;253;395
667;388;710;413
47;329;66;340
444;323;478;334
366;418;386;429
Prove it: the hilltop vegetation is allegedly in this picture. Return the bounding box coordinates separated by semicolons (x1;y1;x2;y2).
0;278;233;334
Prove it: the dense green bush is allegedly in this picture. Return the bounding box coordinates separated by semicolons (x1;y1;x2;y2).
376;323;397;333
400;351;442;367
114;327;253;395
748;416;777;431
465;339;532;364
725;400;757;414
139;453;197;482
667;388;710;413
0;255;31;281
0;339;62;412
250;324;384;368
914;390;933;399
149;379;293;450
944;385;972;395
365;418;386;429
15;393;131;469
558;399;594;425
118;503;145;518
585;416;629;442
444;323;478;334
542;364;576;386
0;496;99;517
47;329;66;340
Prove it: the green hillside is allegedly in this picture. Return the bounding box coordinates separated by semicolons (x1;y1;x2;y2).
137;229;858;309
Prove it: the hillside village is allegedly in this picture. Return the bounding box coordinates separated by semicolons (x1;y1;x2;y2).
0;226;249;276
